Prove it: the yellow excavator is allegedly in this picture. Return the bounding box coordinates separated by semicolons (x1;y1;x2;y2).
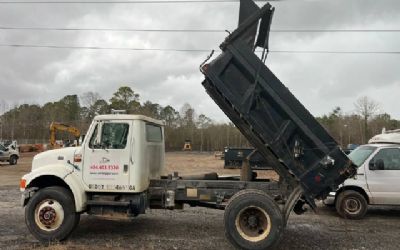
49;122;81;148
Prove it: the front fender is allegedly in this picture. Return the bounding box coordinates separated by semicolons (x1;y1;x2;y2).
21;164;87;212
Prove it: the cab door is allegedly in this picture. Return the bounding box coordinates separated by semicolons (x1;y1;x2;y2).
82;120;133;192
366;147;400;205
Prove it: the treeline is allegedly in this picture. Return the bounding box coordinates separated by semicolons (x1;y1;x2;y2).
317;96;400;147
0;86;249;151
1;88;399;150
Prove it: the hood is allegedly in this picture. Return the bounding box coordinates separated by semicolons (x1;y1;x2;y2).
32;147;80;171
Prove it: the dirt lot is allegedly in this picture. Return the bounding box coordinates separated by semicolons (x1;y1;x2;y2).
1;152;400;250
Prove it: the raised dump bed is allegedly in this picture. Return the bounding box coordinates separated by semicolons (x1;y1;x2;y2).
201;0;356;205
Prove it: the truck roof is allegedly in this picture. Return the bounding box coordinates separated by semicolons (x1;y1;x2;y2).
94;114;165;126
361;143;400;148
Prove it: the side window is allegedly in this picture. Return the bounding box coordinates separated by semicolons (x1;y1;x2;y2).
0;144;5;151
146;124;162;142
373;148;400;170
88;123;129;149
101;123;129;149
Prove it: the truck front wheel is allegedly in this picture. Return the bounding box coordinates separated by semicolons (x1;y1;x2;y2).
25;186;80;242
224;189;284;250
336;190;368;219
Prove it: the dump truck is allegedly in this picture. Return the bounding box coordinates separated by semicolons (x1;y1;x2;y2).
20;1;356;249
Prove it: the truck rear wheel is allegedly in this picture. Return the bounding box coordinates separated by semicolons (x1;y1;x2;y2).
336;190;368;219
224;189;284;250
25;186;80;242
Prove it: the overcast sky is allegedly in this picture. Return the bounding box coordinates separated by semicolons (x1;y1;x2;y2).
0;0;399;122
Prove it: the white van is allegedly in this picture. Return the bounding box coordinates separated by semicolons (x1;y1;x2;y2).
325;130;400;219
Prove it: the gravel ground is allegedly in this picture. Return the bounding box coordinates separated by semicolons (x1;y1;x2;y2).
1;152;400;249
1;185;400;250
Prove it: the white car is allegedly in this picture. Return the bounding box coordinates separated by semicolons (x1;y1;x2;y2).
0;142;19;165
325;143;400;219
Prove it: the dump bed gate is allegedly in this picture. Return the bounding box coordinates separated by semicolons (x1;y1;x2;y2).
201;0;356;202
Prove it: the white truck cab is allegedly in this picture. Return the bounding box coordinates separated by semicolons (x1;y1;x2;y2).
22;114;165;198
20;115;165;240
325;131;400;219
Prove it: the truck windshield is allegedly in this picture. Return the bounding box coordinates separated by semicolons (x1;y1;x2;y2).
348;146;377;167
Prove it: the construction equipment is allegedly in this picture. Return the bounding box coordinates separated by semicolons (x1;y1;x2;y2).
20;1;356;249
182;139;192;151
49;122;81;148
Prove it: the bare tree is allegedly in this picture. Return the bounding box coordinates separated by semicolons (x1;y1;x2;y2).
354;96;380;143
80;92;101;109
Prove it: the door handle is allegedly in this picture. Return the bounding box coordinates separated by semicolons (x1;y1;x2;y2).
123;164;128;173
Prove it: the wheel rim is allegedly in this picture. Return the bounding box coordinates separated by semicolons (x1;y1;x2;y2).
34;199;65;231
235;206;271;242
10;157;16;164
343;198;362;215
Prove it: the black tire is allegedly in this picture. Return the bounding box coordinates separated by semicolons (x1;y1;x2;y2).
9;155;18;165
25;186;80;242
335;190;368;219
224;189;284;250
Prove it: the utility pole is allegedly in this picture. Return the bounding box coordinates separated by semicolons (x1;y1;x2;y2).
226;125;230;146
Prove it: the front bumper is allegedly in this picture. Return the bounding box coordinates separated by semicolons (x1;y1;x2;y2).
21;187;38;207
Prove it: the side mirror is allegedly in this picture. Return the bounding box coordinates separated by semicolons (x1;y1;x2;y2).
369;159;384;170
4;148;9;152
